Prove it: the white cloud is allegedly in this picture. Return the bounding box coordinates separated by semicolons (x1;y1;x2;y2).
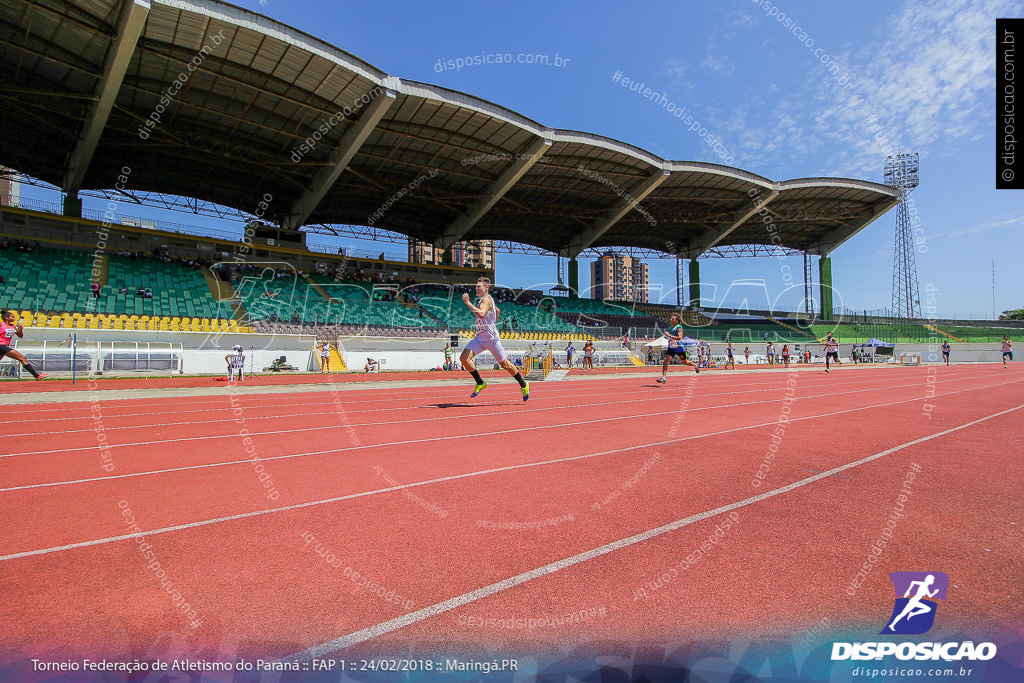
947;211;1024;238
728;0;1015;178
702;38;736;77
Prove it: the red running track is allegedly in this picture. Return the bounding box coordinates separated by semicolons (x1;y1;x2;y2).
0;364;1021;665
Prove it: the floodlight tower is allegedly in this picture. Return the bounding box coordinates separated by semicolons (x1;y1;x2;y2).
884;152;921;319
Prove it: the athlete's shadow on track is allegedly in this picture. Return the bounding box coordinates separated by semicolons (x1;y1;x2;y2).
432;402;516;408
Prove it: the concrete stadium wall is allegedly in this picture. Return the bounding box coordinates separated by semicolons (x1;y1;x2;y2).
13;327;317;375
340;336;634;371
23;326;315;350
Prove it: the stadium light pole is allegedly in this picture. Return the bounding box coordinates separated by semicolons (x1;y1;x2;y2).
884;152;921;319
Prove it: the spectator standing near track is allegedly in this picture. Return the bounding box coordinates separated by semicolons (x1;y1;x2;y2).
657;312;699;383
766;341;775;368
824;332;840;373
0;309;48;379
725;343;735;369
320;341;331;373
225;344;245;381
744;347;750;365
781;344;790;369
582;340;594;372
443;343;453;371
851;344;858;365
460;276;529;401
1002;336;1013;369
566;341;575;368
941;341;950;367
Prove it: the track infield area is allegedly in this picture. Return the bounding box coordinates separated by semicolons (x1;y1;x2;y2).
1;364;1021;680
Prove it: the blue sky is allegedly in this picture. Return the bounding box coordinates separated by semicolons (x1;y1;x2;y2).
26;0;1021;317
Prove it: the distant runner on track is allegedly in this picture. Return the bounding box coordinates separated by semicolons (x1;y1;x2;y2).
657;312;699;383
824;332;840;373
0;310;48;380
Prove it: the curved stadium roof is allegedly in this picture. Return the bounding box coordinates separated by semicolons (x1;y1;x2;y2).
0;0;900;258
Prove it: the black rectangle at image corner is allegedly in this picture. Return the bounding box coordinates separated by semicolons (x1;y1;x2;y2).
996;18;1023;189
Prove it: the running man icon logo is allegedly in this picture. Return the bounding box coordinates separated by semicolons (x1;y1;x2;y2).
881;571;949;635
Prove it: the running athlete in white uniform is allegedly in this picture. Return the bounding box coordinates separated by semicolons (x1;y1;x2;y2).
460;277;530;400
823;332;840;373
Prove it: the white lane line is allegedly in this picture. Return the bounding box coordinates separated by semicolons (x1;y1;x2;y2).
2;376;1014;491
283;403;1024;660
0;365;947;424
1;372;1004;460
7;370;984;437
1;369;927;428
1;387;1017;563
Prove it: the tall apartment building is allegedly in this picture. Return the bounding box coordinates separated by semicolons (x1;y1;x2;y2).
408;238;495;270
0;168;21;207
590;251;648;302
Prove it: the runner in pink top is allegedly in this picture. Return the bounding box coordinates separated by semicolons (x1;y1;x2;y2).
0;309;48;379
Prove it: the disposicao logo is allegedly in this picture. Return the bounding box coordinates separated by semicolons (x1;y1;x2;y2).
831;571;997;662
882;571;948;635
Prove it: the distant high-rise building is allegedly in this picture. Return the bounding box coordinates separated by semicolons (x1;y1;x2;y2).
0;168;21;207
590;251;648;302
409;239;494;270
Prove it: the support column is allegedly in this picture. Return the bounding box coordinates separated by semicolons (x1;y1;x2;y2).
688;259;700;309
819;257;833;320
803;252;814;316
676;256;685;307
568;258;579;298
63;193;82;218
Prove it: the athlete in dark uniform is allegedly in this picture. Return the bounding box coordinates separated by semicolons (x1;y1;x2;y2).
657;312;699;383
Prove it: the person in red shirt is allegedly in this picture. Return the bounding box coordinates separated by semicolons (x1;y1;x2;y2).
781;344;791;369
0;309;48;379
